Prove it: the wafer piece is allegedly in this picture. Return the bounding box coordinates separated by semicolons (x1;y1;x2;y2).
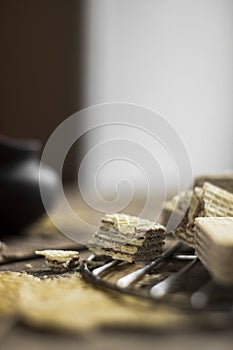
194;173;233;193
194;217;233;285
174;182;233;247
159;191;192;229
88;213;165;263
160;174;233;229
35;250;80;271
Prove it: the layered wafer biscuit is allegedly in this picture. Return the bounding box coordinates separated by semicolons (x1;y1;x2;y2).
35;250;80;271
194;217;233;285
88;213;165;263
174;182;233;247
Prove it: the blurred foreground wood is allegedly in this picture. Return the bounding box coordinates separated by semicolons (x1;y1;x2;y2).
0;191;232;350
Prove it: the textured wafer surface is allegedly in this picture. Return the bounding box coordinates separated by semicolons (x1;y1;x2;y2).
194;174;233;193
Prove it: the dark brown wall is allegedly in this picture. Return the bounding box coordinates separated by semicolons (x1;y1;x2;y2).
0;0;85;179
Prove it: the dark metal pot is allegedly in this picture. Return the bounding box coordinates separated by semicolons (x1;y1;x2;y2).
0;136;59;234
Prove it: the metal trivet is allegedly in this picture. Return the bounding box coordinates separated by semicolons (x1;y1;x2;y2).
80;241;233;313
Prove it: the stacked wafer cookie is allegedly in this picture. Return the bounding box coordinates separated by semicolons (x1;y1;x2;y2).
195;217;233;285
173;182;233;247
88;213;165;263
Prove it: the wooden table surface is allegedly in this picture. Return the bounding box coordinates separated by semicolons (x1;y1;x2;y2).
0;192;232;350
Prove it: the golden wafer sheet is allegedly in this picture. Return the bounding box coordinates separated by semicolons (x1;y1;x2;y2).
101;213;164;234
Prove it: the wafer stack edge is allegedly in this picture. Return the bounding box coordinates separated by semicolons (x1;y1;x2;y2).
88;213;165;263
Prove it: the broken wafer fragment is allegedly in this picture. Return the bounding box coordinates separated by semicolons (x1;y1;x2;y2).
174;182;233;247
35;250;80;271
88;213;165;263
194;217;233;286
159;190;192;230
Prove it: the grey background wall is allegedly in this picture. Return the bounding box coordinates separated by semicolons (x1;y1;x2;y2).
84;0;233;178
